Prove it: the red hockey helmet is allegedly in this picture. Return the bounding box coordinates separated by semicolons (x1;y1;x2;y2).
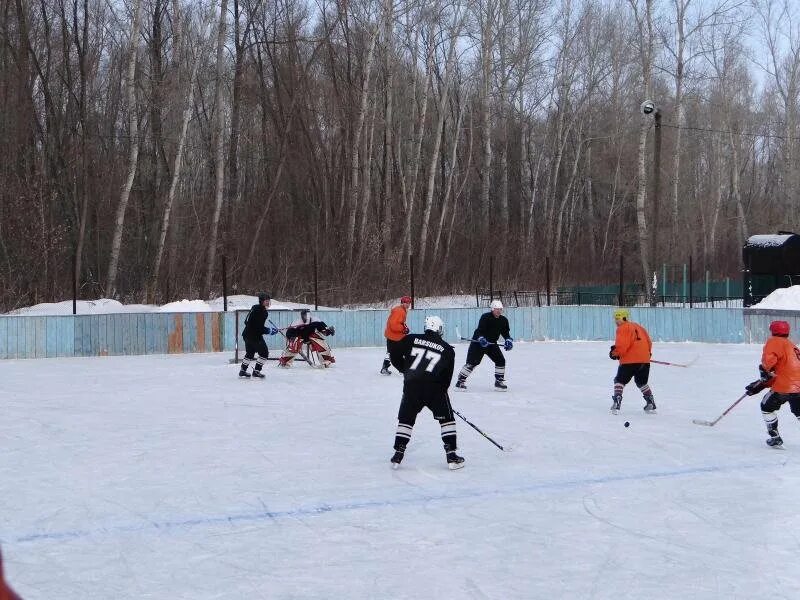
400;296;412;304
769;320;790;336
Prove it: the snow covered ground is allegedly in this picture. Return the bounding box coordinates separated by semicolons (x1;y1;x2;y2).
2;340;800;599
5;284;800;316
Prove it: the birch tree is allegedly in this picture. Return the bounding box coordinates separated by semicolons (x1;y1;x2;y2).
106;0;143;298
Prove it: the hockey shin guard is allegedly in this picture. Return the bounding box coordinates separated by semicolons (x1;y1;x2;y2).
439;420;457;452
394;423;413;450
457;364;474;383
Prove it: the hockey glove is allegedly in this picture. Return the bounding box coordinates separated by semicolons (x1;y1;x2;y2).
745;379;770;396
402;325;410;335
477;336;489;348
759;364;775;381
324;326;335;336
609;345;619;360
265;327;279;336
504;338;513;351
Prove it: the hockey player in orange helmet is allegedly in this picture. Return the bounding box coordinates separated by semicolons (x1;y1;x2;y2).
744;320;800;447
380;296;412;375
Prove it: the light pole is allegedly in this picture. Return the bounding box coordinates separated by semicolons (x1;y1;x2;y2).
641;100;662;303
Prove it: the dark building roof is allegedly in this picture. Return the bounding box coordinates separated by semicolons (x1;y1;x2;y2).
743;232;800;275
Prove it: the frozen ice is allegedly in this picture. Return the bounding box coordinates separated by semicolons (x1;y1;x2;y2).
1;341;798;598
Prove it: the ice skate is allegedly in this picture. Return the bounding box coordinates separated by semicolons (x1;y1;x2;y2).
767;434;784;448
446;451;465;470
455;380;467;391
610;395;622;415
390;447;405;469
238;368;251;379
252;370;265;379
380;367;391;375
494;379;507;391
643;396;657;413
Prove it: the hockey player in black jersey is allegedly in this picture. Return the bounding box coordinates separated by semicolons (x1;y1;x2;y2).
455;300;514;391
239;293;280;378
388;315;465;470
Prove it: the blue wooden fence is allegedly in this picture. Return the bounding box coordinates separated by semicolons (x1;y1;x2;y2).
0;307;795;359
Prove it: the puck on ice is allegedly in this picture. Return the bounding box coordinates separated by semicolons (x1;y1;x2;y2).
624;421;630;427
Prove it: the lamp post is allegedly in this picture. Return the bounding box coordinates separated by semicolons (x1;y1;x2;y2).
641;100;661;303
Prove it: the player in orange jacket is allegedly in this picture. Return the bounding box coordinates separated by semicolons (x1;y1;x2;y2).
609;308;656;414
380;296;412;375
0;547;22;600
744;320;800;447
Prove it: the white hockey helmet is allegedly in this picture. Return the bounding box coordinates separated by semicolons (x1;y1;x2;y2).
424;315;444;335
490;300;504;310
300;309;312;323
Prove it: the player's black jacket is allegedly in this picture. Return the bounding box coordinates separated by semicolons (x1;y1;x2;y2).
472;312;511;344
286;321;330;342
389;330;455;389
241;304;269;340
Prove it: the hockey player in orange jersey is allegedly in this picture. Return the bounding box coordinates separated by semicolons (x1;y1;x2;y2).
744;320;800;447
0;547;22;600
379;296;412;375
608;308;656;414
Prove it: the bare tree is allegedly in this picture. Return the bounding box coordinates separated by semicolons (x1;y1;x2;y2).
203;0;229;297
628;0;655;295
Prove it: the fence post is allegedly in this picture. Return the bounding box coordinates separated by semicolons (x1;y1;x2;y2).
618;253;624;307
489;255;494;301
726;277;730;305
409;253;415;309
545;256;551;306
313;250;319;310
682;263;687;306
705;269;710;304
689;255;693;308
662;263;667;304
221;255;228;312
72;249;77;315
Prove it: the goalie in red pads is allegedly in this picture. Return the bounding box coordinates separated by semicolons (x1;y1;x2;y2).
278;310;336;368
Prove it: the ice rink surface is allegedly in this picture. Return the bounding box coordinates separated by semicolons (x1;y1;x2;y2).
2;340;800;599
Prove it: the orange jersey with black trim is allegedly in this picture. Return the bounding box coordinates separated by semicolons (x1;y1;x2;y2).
761;336;800;394
0;548;22;600
614;321;652;364
384;305;408;341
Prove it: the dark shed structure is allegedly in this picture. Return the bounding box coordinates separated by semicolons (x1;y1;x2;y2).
743;231;800;307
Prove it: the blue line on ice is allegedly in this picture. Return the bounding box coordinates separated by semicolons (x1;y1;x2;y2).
3;461;775;545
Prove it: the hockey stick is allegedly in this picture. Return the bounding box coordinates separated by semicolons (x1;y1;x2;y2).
452;408;506;451
268;319;322;369
454;327;504;347
652;357;697;368
692;392;748;427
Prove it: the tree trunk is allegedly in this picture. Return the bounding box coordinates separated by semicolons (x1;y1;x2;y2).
203;0;229;298
346;25;379;270
106;0;143;298
149;23;207;302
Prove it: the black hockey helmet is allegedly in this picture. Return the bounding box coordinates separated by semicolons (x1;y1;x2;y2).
258;293;271;303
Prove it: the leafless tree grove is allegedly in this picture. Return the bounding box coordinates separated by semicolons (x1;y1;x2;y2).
0;0;798;309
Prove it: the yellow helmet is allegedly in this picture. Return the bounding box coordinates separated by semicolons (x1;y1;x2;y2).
613;308;630;321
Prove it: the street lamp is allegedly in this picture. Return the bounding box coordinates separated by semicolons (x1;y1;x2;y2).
642;100;662;303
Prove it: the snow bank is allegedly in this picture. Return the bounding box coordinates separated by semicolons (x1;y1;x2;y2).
751;285;800;310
